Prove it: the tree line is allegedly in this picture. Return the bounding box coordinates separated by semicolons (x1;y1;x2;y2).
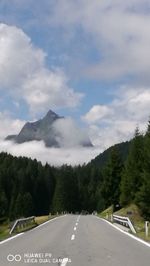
0;153;103;221
94;121;150;219
0;121;150;222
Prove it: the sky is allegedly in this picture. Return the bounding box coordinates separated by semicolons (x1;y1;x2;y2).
0;0;150;165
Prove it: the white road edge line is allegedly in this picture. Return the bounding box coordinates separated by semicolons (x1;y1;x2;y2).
71;234;75;240
32;215;67;231
74;227;77;231
96;216;150;248
0;215;67;245
0;233;24;245
61;258;69;266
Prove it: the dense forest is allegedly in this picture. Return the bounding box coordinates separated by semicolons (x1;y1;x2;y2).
0;121;150;222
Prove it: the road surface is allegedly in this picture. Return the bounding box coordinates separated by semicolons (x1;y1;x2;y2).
0;215;150;266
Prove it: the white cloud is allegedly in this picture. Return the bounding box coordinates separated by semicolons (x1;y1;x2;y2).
0;140;100;166
0;112;96;166
49;0;150;82
0;112;25;138
113;87;150;121
23;69;82;112
0;23;44;89
52;117;92;147
83;87;149;148
0;23;83;113
82;105;113;123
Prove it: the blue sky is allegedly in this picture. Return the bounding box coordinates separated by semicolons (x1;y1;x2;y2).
0;0;150;165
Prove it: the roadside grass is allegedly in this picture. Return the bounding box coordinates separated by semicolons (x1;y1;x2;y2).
100;205;113;220
35;215;49;225
0;222;10;241
35;214;59;225
99;204;150;243
0;214;59;242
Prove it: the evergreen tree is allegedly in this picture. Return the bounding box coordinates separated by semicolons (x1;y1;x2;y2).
22;192;34;217
14;193;24;218
52;173;66;213
0;190;8;217
135;121;150;219
101;147;123;210
52;166;80;213
120;127;144;206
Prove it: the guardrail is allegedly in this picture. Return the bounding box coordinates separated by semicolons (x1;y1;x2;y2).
113;214;136;234
10;216;35;234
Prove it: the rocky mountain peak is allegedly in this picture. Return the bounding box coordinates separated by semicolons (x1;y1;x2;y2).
5;109;93;148
45;109;59;119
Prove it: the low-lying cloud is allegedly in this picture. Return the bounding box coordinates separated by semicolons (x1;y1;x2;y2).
0;113;98;166
52;117;92;147
0;140;100;166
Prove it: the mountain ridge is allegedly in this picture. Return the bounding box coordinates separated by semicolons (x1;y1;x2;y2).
89;140;131;168
5;109;93;148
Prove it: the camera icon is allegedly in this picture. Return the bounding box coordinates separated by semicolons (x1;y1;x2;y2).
7;254;22;262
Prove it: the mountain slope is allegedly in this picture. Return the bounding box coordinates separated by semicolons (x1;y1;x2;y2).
90;140;131;168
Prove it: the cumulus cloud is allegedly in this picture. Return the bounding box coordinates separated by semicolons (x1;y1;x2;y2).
48;0;150;82
0;112;25;138
83;87;149;149
0;23;83;113
82;105;113;124
1;1;150;83
0;23;44;89
0;140;100;166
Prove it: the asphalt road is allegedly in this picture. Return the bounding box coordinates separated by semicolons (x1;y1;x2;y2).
0;215;150;266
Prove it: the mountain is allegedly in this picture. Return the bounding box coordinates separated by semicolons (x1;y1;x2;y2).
89;140;131;168
5;110;93;148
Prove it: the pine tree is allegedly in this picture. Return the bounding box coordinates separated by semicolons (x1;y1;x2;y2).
135;120;150;219
14;193;24;218
52;174;65;213
0;190;8;218
120;127;144;206
101;147;123;210
22;193;34;217
52;166;80;213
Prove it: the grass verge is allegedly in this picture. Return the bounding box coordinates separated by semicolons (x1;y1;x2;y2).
0;222;10;241
99;204;150;243
0;214;59;242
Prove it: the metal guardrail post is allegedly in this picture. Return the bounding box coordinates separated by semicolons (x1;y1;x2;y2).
145;221;149;237
113;214;136;234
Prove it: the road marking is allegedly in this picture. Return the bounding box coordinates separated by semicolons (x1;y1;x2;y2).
71;234;75;240
0;233;24;245
0;215;67;245
96;217;150;248
75;223;78;226
61;258;69;266
74;227;77;231
76;215;80;222
32;215;67;231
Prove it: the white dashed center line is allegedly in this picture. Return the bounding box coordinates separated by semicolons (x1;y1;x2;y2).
70;215;80;241
61;258;69;266
71;234;75;240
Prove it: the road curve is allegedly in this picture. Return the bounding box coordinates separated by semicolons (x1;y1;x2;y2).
0;215;150;266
